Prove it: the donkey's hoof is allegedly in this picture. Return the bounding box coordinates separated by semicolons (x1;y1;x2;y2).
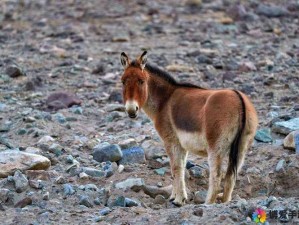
171;200;183;207
216;193;224;203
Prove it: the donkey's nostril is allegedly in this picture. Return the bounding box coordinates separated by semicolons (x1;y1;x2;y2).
136;106;139;111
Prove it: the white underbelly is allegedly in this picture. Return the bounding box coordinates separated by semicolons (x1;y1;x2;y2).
176;129;208;156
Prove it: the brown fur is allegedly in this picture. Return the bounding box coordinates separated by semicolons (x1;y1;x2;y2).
120;52;258;206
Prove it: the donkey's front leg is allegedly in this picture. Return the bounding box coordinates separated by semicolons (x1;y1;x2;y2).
168;145;188;206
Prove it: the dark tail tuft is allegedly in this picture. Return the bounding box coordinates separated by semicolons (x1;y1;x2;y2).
229;90;246;179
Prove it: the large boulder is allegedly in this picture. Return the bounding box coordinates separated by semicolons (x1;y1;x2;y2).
0;150;51;178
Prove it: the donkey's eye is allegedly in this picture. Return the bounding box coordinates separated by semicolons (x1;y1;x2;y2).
122;80;126;85
138;80;144;85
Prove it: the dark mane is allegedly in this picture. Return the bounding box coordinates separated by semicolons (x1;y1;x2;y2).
144;62;204;89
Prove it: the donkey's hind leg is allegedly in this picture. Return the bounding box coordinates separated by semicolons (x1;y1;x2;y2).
205;154;222;204
168;144;188;206
222;137;253;203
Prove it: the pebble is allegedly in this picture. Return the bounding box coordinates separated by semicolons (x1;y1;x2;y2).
46;91;81;111
115;178;144;190
66;155;74;164
85;184;98;192
166;64;194;73
275;159;286;172
79;195;93;208
254;128;272;143
43;192;50;200
118;138;137;149
142;185;171;199
5;65;25;78
0;188;10;202
125;198;139;207
272;118;299;135
29;180;43;189
154;195;166;205
154;167;167;176
92;144;123;163
283;130;299;151
99;207;111;216
13;170;29;193
107;196;126;207
256;4;289;17
82;167;105;178
189;166;207;178
118;165;125;173
63;184;75;196
14;197;32;208
194;190;207;204
118;147;146;165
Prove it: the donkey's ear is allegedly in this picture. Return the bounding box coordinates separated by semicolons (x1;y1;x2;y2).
138;51;147;69
120;52;130;68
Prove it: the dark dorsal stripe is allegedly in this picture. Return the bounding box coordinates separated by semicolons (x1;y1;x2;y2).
130;60;204;89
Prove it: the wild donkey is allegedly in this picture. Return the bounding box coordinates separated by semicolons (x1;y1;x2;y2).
120;51;258;206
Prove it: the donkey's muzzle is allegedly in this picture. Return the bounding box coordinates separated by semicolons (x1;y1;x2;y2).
125;100;139;119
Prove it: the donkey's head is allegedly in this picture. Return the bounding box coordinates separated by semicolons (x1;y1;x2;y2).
120;51;149;119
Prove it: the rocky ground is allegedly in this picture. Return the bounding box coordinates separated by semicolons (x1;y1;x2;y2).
0;0;299;224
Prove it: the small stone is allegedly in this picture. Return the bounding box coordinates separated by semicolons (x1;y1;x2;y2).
85;184;98;192
14;197;32;208
24;147;41;154
118;147;146;165
255;128;272;143
189;166;207;178
107;196;126;207
118;165;125;173
63;184;75;196
5;65;25;78
99;207;111;216
186;161;195;169
66;155;74;164
283;130;299;151
194;191;207;204
118;139;137;149
239;61;257;72
82;167;105;177
70;106;83;115
55;176;66;184
46;91;81;111
273;118;299;135
220;17;234;25
142;185;172;199
79;195;93;208
115;178;144;190
193;208;203;217
92;144;123;163
125;198;139;207
43;192;49;200
256;4;289;18
275;159;286;172
29;180;43;189
154;167;167;176
154;195;166;205
17;128;27;135
166;64;193;73
13;170;29;193
79;172;89;179
0;189;9;202
37;135;55;145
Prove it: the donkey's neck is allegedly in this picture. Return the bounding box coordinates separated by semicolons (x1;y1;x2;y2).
142;73;175;121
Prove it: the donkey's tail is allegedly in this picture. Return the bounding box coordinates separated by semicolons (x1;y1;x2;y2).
228;90;246;179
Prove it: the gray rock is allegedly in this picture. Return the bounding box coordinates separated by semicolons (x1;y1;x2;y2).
43;192;49;200
92;144;123;163
194;190;207;204
63;184;75;196
118;147;146;165
256;4;289;17
66;155;74;164
82;167;105;177
115;178;144;190
14;197;32;208
79;195;93;208
255;128;272;143
142;185;172;199
5;65;25;78
118;138;137;149
154;167;167;176
275;159;286;172
0;188;9;202
273;118;299;135
13;170;28;193
107;196;126;207
29;180;43;189
154;195;166;205
99;207;111;216
283;130;299;152
141;140;165;159
85;184;98;192
125;197;140;207
189;166;207;178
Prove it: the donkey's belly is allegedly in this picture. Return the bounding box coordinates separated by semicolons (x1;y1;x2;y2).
176;129;208;156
